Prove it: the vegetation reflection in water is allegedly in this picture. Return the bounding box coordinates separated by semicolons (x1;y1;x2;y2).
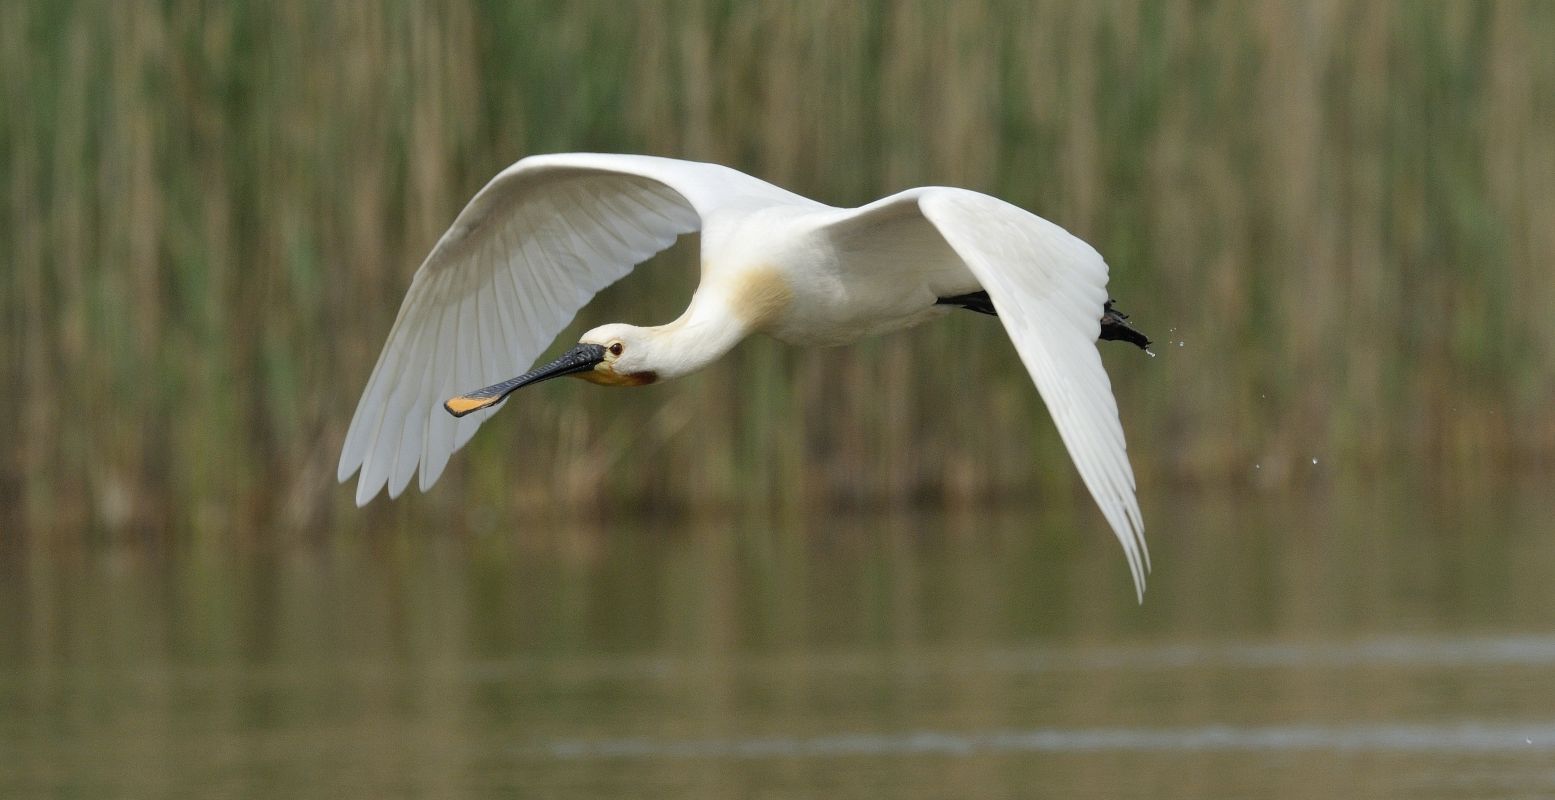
4;480;1554;799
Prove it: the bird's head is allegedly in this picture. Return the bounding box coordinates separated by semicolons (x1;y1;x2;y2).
574;324;660;387
442;323;660;417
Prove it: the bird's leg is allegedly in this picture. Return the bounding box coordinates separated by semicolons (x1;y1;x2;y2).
1100;299;1151;350
935;291;998;316
942;293;1152;351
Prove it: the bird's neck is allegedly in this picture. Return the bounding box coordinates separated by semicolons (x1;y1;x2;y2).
645;291;753;380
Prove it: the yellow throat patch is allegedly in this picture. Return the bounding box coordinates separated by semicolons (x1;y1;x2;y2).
576;363;657;387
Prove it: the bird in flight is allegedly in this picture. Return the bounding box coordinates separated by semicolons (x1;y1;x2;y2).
338;154;1153;596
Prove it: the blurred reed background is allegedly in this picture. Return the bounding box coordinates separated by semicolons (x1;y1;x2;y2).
4;0;1553;543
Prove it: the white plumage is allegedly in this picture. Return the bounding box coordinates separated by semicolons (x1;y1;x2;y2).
338;153;1150;598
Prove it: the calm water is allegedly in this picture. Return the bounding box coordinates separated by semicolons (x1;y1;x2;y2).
5;480;1555;799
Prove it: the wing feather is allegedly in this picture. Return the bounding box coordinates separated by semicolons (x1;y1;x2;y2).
917;189;1149;599
822;186;1149;598
384;274;444;497
413;270;462;494
340;153;812;504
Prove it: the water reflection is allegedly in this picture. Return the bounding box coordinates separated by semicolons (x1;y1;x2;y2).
4;480;1554;799
542;720;1555;759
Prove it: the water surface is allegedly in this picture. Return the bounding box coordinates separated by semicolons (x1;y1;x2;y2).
4;481;1554;798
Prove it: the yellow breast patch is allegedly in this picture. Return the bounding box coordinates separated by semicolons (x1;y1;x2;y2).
726;266;794;329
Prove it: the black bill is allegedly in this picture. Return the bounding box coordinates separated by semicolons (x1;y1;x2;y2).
444;343;607;418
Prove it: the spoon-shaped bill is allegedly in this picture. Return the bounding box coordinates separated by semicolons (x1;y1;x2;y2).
443;343;607;418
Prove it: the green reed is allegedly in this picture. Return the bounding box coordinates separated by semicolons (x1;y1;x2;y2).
4;1;1553;540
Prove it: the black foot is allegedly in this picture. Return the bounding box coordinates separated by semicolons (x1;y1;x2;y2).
935;291;998;316
1100;299;1151;350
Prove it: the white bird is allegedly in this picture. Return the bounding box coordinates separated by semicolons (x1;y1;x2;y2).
338;153;1153;596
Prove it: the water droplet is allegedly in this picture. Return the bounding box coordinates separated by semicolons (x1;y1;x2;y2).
1177;341;1184;347
1311;457;1318;465
1254;464;1261;470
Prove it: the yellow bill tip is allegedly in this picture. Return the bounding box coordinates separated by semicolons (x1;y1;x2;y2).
444;395;497;418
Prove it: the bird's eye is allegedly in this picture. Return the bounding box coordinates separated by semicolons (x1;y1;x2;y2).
609;342;624;356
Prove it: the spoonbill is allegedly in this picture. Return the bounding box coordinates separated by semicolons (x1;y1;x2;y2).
338;154;1153;596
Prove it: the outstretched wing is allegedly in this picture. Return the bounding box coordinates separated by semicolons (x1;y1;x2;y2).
338;153;814;506
826;187;1149;599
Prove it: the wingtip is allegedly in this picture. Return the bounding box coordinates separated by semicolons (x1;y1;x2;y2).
336;451;361;484
1131;531;1150;604
353;477;382;508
